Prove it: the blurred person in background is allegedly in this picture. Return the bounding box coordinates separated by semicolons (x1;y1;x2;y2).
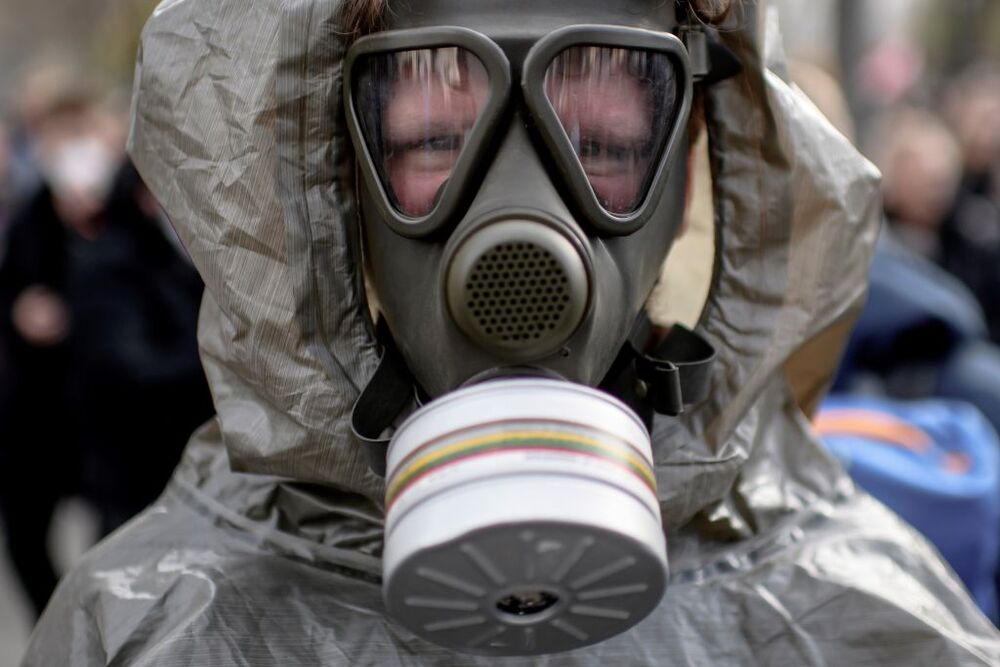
792;57;1000;620
939;66;1000;343
0;91;107;617
834;92;1000;434
878;107;964;261
0;90;212;618
76;161;213;534
945;66;1000;199
794;60;1000;453
3;64;83;202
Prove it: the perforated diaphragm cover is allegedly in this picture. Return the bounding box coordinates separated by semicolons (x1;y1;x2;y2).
446;220;589;360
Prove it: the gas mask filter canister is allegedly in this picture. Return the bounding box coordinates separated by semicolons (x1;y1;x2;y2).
382;378;666;656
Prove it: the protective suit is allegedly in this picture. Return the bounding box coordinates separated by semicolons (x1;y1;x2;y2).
23;0;1000;664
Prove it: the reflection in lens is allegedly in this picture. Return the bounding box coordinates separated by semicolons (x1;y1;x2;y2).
544;47;678;215
355;47;489;217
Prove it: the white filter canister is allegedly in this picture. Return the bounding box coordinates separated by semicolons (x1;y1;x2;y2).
382;378;667;656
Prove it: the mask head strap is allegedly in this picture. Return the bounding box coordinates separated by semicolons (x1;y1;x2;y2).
350;319;419;476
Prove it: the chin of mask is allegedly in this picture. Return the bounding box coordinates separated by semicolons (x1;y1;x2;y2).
345;3;716;655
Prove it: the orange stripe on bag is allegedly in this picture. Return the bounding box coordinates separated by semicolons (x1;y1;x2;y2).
813;409;932;453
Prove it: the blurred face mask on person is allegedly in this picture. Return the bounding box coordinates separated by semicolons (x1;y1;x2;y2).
41;135;116;230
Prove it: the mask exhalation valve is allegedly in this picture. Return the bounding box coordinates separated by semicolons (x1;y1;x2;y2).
446;220;589;360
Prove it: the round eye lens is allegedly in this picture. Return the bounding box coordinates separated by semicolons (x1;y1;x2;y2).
354;47;490;218
544;46;679;215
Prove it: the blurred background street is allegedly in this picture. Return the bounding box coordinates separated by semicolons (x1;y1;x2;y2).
1;2;212;665
0;500;96;667
1;1;999;665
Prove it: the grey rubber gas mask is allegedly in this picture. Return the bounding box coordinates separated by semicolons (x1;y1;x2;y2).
346;0;719;656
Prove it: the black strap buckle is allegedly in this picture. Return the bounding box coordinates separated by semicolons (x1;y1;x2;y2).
680;23;743;85
632;323;716;417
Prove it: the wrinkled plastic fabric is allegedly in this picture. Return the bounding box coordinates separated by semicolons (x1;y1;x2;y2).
23;0;1000;664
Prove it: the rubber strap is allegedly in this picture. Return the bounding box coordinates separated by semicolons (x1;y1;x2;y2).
352;319;716;476
350;320;415;476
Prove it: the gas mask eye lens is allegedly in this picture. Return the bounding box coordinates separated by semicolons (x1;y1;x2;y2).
354;47;490;217
544;46;679;215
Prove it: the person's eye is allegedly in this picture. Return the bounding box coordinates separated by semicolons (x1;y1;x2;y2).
387;133;465;173
579;140;629;160
579;138;649;164
424;134;463;152
605;144;629;161
391;134;463;155
579;139;603;159
388;134;464;170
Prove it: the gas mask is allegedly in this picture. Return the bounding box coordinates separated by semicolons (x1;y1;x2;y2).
345;0;722;656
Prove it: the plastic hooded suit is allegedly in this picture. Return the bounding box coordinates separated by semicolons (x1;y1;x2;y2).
23;0;1000;664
